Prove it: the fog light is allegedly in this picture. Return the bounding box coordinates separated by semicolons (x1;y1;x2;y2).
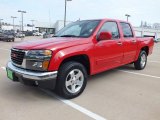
42;61;50;70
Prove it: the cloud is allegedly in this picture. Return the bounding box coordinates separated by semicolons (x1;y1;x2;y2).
0;0;160;26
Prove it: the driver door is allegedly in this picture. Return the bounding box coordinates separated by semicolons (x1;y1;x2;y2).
94;21;123;73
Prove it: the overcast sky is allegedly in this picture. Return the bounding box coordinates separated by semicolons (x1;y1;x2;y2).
0;0;159;26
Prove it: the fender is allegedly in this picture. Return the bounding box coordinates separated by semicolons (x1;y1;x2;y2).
48;43;94;73
134;37;154;61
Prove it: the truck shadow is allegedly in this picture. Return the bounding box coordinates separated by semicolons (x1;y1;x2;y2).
2;82;58;102
2;64;135;101
88;64;135;82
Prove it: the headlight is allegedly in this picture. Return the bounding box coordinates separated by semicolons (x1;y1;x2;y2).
26;50;52;71
27;50;52;59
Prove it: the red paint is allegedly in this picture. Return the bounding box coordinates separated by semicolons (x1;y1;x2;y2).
98;32;112;41
13;19;154;75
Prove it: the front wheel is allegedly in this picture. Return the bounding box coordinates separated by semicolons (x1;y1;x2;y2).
134;51;147;70
56;61;87;99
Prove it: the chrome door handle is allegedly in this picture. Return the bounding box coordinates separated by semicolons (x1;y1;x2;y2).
98;42;104;47
132;40;136;43
117;42;123;46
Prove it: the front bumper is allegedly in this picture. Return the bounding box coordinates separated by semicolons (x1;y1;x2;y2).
6;61;58;89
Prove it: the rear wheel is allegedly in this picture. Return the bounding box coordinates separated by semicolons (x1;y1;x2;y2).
5;39;9;42
12;38;15;42
134;51;147;70
56;61;87;99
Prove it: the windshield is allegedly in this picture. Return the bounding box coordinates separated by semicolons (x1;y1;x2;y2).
55;20;100;38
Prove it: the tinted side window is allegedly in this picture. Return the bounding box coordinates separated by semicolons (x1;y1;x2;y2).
120;23;133;38
99;22;120;39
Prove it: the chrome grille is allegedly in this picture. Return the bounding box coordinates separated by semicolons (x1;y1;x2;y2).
11;49;25;65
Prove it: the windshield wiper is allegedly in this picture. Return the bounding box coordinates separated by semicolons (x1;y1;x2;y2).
59;35;78;37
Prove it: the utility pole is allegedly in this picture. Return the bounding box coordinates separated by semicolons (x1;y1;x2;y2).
18;10;26;32
125;14;131;21
64;0;72;27
30;20;35;31
19;21;22;31
11;16;17;31
0;19;3;30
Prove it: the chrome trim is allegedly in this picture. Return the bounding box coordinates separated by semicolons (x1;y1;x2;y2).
11;48;29;68
21;50;29;68
22;58;27;68
11;49;51;70
7;61;58;81
12;48;27;52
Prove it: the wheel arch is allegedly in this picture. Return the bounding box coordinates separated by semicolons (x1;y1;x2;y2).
141;46;149;55
58;54;91;75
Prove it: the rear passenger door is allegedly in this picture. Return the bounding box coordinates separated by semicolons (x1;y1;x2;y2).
120;22;137;64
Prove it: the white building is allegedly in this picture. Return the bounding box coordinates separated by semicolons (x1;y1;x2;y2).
54;20;72;32
1;20;160;39
2;24;37;31
34;20;72;33
34;20;160;38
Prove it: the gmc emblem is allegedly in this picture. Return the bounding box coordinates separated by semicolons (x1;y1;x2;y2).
12;53;17;58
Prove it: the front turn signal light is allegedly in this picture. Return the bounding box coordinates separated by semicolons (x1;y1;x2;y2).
42;61;50;70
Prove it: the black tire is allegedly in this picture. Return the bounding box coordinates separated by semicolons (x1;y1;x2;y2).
12;38;15;42
56;61;88;99
134;51;147;70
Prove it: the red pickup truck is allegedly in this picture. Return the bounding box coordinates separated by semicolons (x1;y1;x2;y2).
6;19;154;99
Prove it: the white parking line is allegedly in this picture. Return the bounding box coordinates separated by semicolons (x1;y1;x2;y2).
152;54;160;57
41;89;107;120
0;67;106;120
1;67;6;70
0;48;10;51
118;70;160;79
1;60;159;119
148;60;160;63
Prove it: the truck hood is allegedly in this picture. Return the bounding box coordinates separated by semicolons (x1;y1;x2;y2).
13;37;89;50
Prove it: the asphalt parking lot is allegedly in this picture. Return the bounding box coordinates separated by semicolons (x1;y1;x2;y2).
0;36;160;120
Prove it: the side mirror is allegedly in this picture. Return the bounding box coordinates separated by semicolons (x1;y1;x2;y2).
154;38;160;43
98;32;112;41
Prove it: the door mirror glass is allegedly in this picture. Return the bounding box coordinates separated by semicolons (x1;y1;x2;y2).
98;32;112;41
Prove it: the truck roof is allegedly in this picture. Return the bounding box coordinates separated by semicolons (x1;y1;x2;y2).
79;18;129;23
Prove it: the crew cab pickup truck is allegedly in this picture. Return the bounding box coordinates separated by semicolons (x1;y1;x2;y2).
6;19;154;99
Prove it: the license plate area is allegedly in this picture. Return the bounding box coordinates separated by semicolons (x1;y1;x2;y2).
7;69;13;80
